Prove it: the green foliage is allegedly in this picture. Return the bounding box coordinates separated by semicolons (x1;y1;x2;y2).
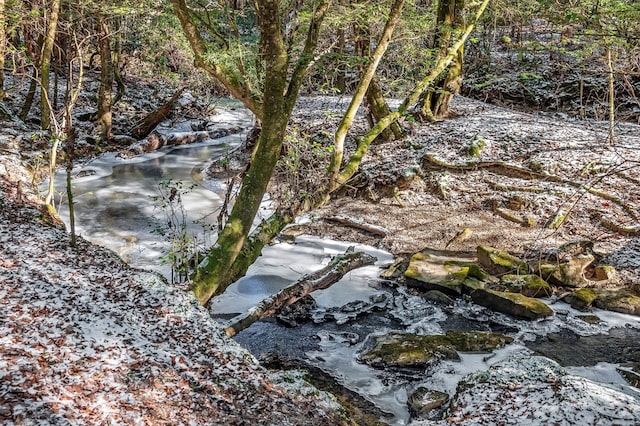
151;180;214;283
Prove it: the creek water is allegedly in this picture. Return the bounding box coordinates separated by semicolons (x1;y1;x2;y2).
55;103;640;425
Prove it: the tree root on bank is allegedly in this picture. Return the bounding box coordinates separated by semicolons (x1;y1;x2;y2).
423;154;639;221
324;215;389;237
224;249;376;337
598;215;640;236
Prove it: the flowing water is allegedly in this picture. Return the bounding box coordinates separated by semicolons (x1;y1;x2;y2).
55;103;640;425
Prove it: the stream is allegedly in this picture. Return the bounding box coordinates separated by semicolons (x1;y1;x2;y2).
55;102;640;425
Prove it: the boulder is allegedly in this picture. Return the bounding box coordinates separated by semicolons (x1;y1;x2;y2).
499;274;552;297
445;330;513;352
469;288;553;320
408;387;449;417
594;289;640;316
446;353;640;424
477;245;529;276
562;288;598;311
532;240;619;288
358;332;459;370
564;288;640;316
404;249;480;296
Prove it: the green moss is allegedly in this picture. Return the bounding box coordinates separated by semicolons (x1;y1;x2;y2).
359;333;459;369
445;330;513;353
500;274;552;297
477;245;529;275
573;288;598;304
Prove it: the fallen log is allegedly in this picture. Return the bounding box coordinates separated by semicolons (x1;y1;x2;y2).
129;87;186;140
224;249;377;337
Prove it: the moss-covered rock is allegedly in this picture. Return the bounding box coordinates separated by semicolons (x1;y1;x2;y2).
445;330;513;353
408;387;449;416
477;245;529;276
499;274;552;297
404;249;479;296
576;314;602;324
564;288;640;316
595;290;640;316
562;288;598;311
469;288;553;320
358;332;459;369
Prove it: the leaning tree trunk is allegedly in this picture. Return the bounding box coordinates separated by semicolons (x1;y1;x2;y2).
40;0;61;130
420;0;465;121
190;1;292;304
96;15;114;141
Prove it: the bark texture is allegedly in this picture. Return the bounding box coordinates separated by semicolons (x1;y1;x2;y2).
224;250;376;337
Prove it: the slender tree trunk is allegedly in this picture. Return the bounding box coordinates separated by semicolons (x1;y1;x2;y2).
0;0;6;100
96;15;113;141
606;44;615;144
328;0;406;188
20;67;38;120
420;0;466;120
40;0;60;130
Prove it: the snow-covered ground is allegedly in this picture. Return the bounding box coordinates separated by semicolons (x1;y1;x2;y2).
0;151;345;424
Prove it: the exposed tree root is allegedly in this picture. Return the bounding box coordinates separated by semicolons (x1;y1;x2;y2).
324;215;389;237
423;154;639;220
598;215;640;236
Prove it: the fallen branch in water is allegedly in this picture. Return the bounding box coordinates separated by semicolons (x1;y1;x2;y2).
223;249;377;337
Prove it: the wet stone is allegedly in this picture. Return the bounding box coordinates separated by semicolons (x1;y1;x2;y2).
408;387;449;417
477;245;529;276
404;248;479;296
444;330;513;353
358;332;460;370
469;288;554;320
499;274;552;297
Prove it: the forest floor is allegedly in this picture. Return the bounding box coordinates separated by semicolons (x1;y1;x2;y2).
2;70;640;424
286;95;640;287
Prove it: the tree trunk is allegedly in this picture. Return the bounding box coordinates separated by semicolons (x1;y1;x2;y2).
420;0;466;120
190;0;292;304
329;0;406;188
366;77;404;141
224;250;376;337
96;15;114;141
40;0;61;130
172;0;331;304
0;0;6;100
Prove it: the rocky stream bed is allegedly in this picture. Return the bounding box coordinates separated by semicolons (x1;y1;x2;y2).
1;91;640;424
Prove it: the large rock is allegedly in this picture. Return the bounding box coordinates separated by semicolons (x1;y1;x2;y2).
499;274;552;297
357;330;513;371
446;353;640;424
444;330;513;353
594;289;640;316
532;240;620;288
407;387;449;417
477;245;529;276
469;288;553;320
358;332;459;369
404;249;481;296
563;287;640;316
